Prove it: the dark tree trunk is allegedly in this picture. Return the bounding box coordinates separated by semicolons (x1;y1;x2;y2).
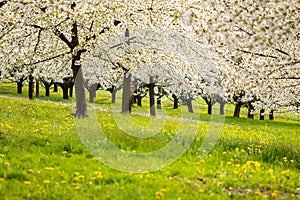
247;102;254;119
187;98;193;113
28;75;34;100
45;85;50;97
157;97;162;109
269;110;274;120
69;85;73;97
53;83;58;92
89;83;98;103
35;78;40;98
137;95;142;107
121;73;132;113
233;102;242;117
173;94;179;109
260;109;265;120
111;89;117;104
17;78;23;94
219;102;225;115
208;103;212;115
63;87;68;99
149;77;155;116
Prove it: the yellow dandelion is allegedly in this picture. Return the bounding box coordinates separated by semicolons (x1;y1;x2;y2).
78;175;85;179
222;151;227;155
233;170;239;174
227;161;232;165
0;154;4;158
271;191;277;197
75;186;80;190
73;177;79;181
290;160;294;163
199;189;205;193
28;169;34;173
200;159;205;163
24;181;31;185
43;180;50;184
4;162;9;166
91;177;97;181
235;164;241;168
74;172;80;176
155;191;163;196
160;188;167;193
62;151;68;154
0;178;4;182
209;193;215;197
61;180;67;184
254;161;261;168
255;190;261;195
71;183;77;186
228;187;233;191
44;167;54;171
240;149;246;153
234;148;239;152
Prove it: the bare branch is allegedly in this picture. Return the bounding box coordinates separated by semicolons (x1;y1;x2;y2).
237;49;278;59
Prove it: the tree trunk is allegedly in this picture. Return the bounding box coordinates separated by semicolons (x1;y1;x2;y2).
63;87;68;99
260;109;265;120
149;77;155;116
111;89;117;104
35;78;40;98
187;98;193;113
53;83;58;92
45;85;50;97
247;102;254;119
157;97;162;109
208;103;212;115
173;94;179;109
137;95;142;107
269;110;274;120
28;75;34;100
17;78;23;94
69;82;74;97
233;102;242;117
89;83;98;103
73;66;88;117
121;73;132;113
219;102;225;115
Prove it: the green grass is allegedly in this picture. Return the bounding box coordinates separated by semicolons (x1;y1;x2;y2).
0;83;299;199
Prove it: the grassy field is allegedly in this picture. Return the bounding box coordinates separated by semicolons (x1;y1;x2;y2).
0;83;299;199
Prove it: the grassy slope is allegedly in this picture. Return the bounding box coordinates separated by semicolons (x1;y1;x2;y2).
0;83;299;199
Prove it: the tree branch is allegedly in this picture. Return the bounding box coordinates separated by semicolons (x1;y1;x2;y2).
237;49;278;59
24;51;72;66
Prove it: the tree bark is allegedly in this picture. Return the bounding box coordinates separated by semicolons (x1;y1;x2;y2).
173;94;179;109
137;95;142;107
17;78;23;94
219;102;225;115
157;97;162;109
35;78;40;98
89;83;98;103
45;85;50;97
69;83;74;98
208;103;212;115
63;87;68;99
73;66;88;118
187;98;193;113
233;102;242;117
28;75;34;100
53;83;58;92
149;77;155;116
121;72;132;113
111;89;117;104
260;109;265;120
269;110;274;120
247;102;254;119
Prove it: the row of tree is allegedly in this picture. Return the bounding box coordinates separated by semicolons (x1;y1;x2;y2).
0;0;299;119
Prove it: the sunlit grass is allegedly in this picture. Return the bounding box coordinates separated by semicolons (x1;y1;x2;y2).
0;83;299;199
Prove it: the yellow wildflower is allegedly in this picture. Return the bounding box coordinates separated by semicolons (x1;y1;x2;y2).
43;180;50;184
24;181;31;185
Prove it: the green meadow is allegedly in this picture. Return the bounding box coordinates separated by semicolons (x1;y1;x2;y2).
0;83;299;199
